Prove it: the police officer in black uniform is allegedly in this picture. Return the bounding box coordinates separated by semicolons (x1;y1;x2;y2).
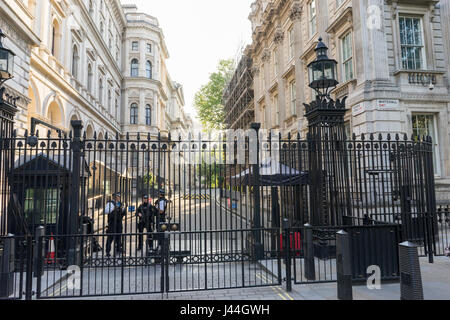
105;193;127;257
136;194;156;251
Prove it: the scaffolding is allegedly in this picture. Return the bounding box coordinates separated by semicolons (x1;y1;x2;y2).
223;55;255;130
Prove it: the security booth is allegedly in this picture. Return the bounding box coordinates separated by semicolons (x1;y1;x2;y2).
8;153;90;236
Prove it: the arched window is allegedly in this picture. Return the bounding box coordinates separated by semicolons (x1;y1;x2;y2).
51;19;60;57
146;61;152;79
87;64;93;93
130;103;138;124
72;45;79;78
99;78;103;104
145;105;152;125
131;59;139;77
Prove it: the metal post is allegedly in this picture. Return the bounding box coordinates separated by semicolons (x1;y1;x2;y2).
68;120;83;266
24;235;33;300
251;123;263;260
336;230;353;300
282;218;292;292
399;241;424;300
0;234;15;298
304;223;316;281
33;226;44;278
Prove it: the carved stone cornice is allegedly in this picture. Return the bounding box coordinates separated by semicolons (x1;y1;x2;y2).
273;28;284;45
290;2;302;21
251;66;260;76
261;49;271;62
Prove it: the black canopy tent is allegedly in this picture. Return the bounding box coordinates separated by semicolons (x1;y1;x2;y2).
231;157;309;187
231;158;309;229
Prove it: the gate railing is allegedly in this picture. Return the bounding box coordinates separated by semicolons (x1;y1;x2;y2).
33;228;281;299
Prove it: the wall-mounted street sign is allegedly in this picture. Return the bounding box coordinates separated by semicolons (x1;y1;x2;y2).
376;99;399;109
352;103;365;116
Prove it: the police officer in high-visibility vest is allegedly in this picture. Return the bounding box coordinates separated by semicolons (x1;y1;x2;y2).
154;189;171;228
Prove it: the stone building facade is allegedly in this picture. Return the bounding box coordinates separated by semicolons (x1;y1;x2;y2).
0;0;191;140
248;0;450;201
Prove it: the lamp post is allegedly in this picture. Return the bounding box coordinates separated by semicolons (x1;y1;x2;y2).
0;29;15;87
304;37;348;227
307;37;338;100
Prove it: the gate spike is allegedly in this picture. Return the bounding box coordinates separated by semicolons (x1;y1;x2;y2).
47;130;51;138
24;129;28;137
403;133;408;141
126;132;130;140
137;132;140;141
287;132;291;140
361;133;365;141
94;131;97;139
352;133;356;140
369;133;374;141
395;133;400;141
105;132;109;140
83;131;87;139
387;133;391;141
13;129;17;138
378;133;383;141
147;133;151;141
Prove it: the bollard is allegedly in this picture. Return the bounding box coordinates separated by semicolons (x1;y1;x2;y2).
34;226;45;278
399;241;424;300
0;234;15;298
336;230;353;300
304;224;316;281
282;218;292;292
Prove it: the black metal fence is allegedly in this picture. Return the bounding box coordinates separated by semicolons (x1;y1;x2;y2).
34;229;280;299
1;93;448;299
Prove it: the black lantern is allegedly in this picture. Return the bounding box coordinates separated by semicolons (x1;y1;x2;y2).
307;37;338;99
0;29;15;85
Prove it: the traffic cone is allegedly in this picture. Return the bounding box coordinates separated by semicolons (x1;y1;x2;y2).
46;233;56;265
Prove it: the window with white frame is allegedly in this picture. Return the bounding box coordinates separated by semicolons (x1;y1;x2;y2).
341;32;354;82
289;27;295;59
272;50;277;78
273;95;279;127
145;105;152;125
412;114;440;175
399;16;426;70
132;41;139;51
309;0;317;38
289;81;296;116
131;59;139;77
130;103;138;124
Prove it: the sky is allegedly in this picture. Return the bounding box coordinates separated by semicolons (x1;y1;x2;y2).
121;0;254;124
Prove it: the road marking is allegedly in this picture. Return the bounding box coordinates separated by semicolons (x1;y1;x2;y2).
255;273;293;301
256;272;294;301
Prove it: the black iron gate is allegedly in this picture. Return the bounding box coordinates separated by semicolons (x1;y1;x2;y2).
1;95;447;300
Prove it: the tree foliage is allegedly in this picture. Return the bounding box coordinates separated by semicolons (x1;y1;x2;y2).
194;59;235;131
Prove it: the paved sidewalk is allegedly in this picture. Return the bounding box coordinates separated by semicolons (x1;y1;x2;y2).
68;256;450;300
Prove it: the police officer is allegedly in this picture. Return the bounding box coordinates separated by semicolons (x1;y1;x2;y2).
136;195;156;251
105;193;126;257
154;189;171;229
